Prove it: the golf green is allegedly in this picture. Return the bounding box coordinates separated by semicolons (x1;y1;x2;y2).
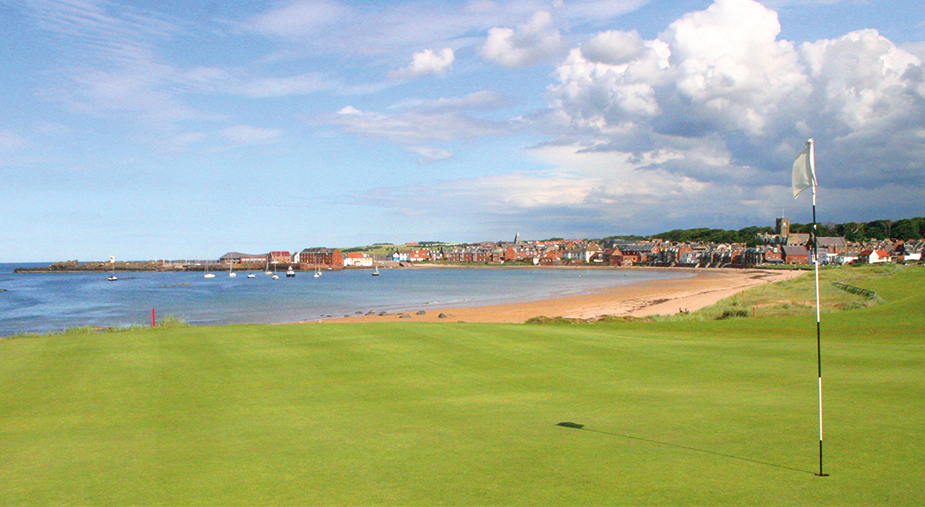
2;266;923;505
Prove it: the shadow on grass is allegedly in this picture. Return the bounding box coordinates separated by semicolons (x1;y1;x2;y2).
556;422;814;475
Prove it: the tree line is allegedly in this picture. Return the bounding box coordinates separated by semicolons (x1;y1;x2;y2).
646;217;924;245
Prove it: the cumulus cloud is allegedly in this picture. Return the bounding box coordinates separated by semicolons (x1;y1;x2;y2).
546;0;925;196
393;48;455;79
353;0;925;235
581;30;647;65
482;11;566;67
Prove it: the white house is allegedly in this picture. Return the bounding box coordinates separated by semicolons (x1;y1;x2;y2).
343;252;373;267
860;249;891;264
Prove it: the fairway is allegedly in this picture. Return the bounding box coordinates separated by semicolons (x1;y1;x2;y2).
2;266;923;505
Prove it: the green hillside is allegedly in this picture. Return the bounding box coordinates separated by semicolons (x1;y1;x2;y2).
1;266;923;505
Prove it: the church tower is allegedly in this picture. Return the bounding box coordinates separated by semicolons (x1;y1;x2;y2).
776;217;790;238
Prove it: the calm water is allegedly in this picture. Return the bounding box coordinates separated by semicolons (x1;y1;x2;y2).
0;263;691;336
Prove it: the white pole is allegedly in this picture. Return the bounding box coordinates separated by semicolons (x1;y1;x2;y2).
809;139;828;477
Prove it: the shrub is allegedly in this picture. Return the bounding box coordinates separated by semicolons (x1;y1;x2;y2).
157;315;189;329
716;309;749;320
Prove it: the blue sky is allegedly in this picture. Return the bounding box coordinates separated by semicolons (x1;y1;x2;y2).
1;0;923;262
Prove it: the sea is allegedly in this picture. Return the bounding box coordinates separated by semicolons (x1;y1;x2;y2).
0;263;692;337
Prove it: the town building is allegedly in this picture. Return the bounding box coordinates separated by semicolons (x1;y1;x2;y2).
343;252;373;267
782;245;810;264
296;248;344;269
219;252;267;264
268;251;291;264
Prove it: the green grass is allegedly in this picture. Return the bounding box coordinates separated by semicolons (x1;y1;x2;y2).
648;264;900;322
1;266;923;505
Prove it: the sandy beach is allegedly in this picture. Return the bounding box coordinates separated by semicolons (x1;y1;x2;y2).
319;267;804;324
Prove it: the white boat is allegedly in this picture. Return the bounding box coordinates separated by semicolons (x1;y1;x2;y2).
313;264;321;278
287;266;296;278
265;261;272;276
229;262;237;278
107;256;117;281
204;262;215;278
247;273;256;279
272;263;279;280
371;265;380;276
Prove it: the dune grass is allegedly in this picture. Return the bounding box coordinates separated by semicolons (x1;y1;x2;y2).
647;263;900;323
0;266;922;505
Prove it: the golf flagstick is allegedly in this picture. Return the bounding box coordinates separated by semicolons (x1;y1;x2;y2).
792;138;828;477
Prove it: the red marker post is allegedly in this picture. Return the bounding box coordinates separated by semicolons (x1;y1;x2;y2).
152;308;156;328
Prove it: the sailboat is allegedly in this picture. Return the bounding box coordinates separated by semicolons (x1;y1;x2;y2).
107;256;118;282
272;263;279;280
313;263;321;278
204;262;215;278
228;262;237;277
371;265;380;276
265;261;272;276
287;265;296;278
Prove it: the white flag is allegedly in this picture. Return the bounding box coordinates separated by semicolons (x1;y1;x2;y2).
792;139;816;198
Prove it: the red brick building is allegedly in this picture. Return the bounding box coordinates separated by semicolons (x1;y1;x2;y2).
297;248;344;269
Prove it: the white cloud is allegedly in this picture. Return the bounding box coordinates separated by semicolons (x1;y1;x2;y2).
482;11;566;67
547;0;925;193
409;146;453;163
325;108;505;144
326;92;511;144
338;106;364;116
22;0;201;129
904;41;925;62
800;29;923;131
353;0;925;235
393;48;455;79
240;0;646;59
244;0;348;38
348;143;775;236
58;67;200;127
581;30;647;64
422;90;505;110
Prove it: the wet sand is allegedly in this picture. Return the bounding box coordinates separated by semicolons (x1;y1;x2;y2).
317;267;804;324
